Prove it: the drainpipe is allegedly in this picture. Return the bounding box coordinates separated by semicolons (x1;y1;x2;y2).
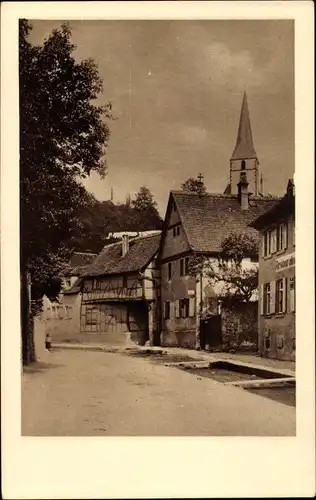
196;270;203;350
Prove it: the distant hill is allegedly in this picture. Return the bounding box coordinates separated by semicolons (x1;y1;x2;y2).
71;197;163;253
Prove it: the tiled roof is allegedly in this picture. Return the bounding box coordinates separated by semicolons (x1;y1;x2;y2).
82;233;161;278
69;252;98;276
172;191;280;253
250;183;295;229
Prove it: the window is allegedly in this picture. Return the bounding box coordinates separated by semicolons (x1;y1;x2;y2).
264;334;271;350
269;229;277;254
263;283;271;315
167;262;172;280
241;159;246;170
122;276;127;288
164;301;170;319
86;307;98;326
276;278;286;314
180;258;184;276
172;225;180;237
277;223;288;251
289;277;295;312
185;257;190;275
263;231;269;257
180;257;190;276
263;228;277;257
179;298;190;318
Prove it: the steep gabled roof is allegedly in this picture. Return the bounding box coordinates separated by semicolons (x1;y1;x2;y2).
82;233;161;278
250;180;295;229
170;190;280;254
231;92;258;161
68;252;98;276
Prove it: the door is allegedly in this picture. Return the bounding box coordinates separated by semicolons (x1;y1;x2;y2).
200;315;222;350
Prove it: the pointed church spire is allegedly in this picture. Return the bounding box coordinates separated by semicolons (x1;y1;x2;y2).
231;92;257;161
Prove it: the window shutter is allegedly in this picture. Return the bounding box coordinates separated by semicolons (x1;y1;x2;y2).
289;278;295;312
260;285;264;315
261;234;265;258
270;281;276;314
167;301;172;320
283;224;288;249
175;300;180;318
271;229;277;253
189;297;195;317
282;278;287;312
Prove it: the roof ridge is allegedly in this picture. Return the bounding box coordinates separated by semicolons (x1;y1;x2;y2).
172;190;281;201
74;251;98;255
96;231;162;255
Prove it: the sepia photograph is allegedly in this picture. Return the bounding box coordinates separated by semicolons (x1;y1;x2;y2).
1;2;314;499
20;17;296;437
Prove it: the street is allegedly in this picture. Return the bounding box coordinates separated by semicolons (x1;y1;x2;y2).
22;348;295;436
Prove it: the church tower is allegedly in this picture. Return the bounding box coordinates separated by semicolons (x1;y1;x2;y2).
230;92;260;196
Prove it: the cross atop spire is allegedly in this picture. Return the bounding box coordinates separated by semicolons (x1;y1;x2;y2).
231;92;257;161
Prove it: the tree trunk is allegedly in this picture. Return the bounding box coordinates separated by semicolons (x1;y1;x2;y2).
21;266;36;365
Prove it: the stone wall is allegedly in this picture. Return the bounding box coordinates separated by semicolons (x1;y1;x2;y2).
161;328;196;349
221;301;258;351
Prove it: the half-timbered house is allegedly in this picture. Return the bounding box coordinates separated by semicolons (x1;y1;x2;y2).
80;233;161;345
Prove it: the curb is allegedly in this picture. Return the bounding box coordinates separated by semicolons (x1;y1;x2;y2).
52;342;295;379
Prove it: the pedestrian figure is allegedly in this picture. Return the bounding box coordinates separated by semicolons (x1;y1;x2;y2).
45;333;52;351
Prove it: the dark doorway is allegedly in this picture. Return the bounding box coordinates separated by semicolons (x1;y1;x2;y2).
200;315;222;350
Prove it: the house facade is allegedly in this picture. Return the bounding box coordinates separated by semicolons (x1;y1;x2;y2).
80;233;161;345
43;252;97;342
158;92;280;350
250;180;295;361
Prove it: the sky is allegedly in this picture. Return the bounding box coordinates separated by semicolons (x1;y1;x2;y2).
29;20;294;215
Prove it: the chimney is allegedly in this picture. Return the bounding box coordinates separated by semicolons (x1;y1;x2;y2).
122;234;129;256
238;171;249;210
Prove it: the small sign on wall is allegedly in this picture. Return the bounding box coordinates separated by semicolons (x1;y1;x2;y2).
275;252;295;272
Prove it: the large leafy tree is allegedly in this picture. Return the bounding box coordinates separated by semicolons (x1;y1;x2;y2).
20;20;112;364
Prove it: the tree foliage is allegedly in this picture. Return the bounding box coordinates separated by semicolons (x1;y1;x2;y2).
181;176;207;195
188;231;259;307
20;19;111;281
20;20;111;363
72;188;163;253
130;186;163;230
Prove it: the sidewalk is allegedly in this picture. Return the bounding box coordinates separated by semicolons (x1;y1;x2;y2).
52;341;295;377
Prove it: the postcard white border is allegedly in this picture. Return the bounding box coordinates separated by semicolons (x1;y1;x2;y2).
1;2;315;498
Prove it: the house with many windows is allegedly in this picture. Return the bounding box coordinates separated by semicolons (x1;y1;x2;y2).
158;93;280;350
250;179;295;361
